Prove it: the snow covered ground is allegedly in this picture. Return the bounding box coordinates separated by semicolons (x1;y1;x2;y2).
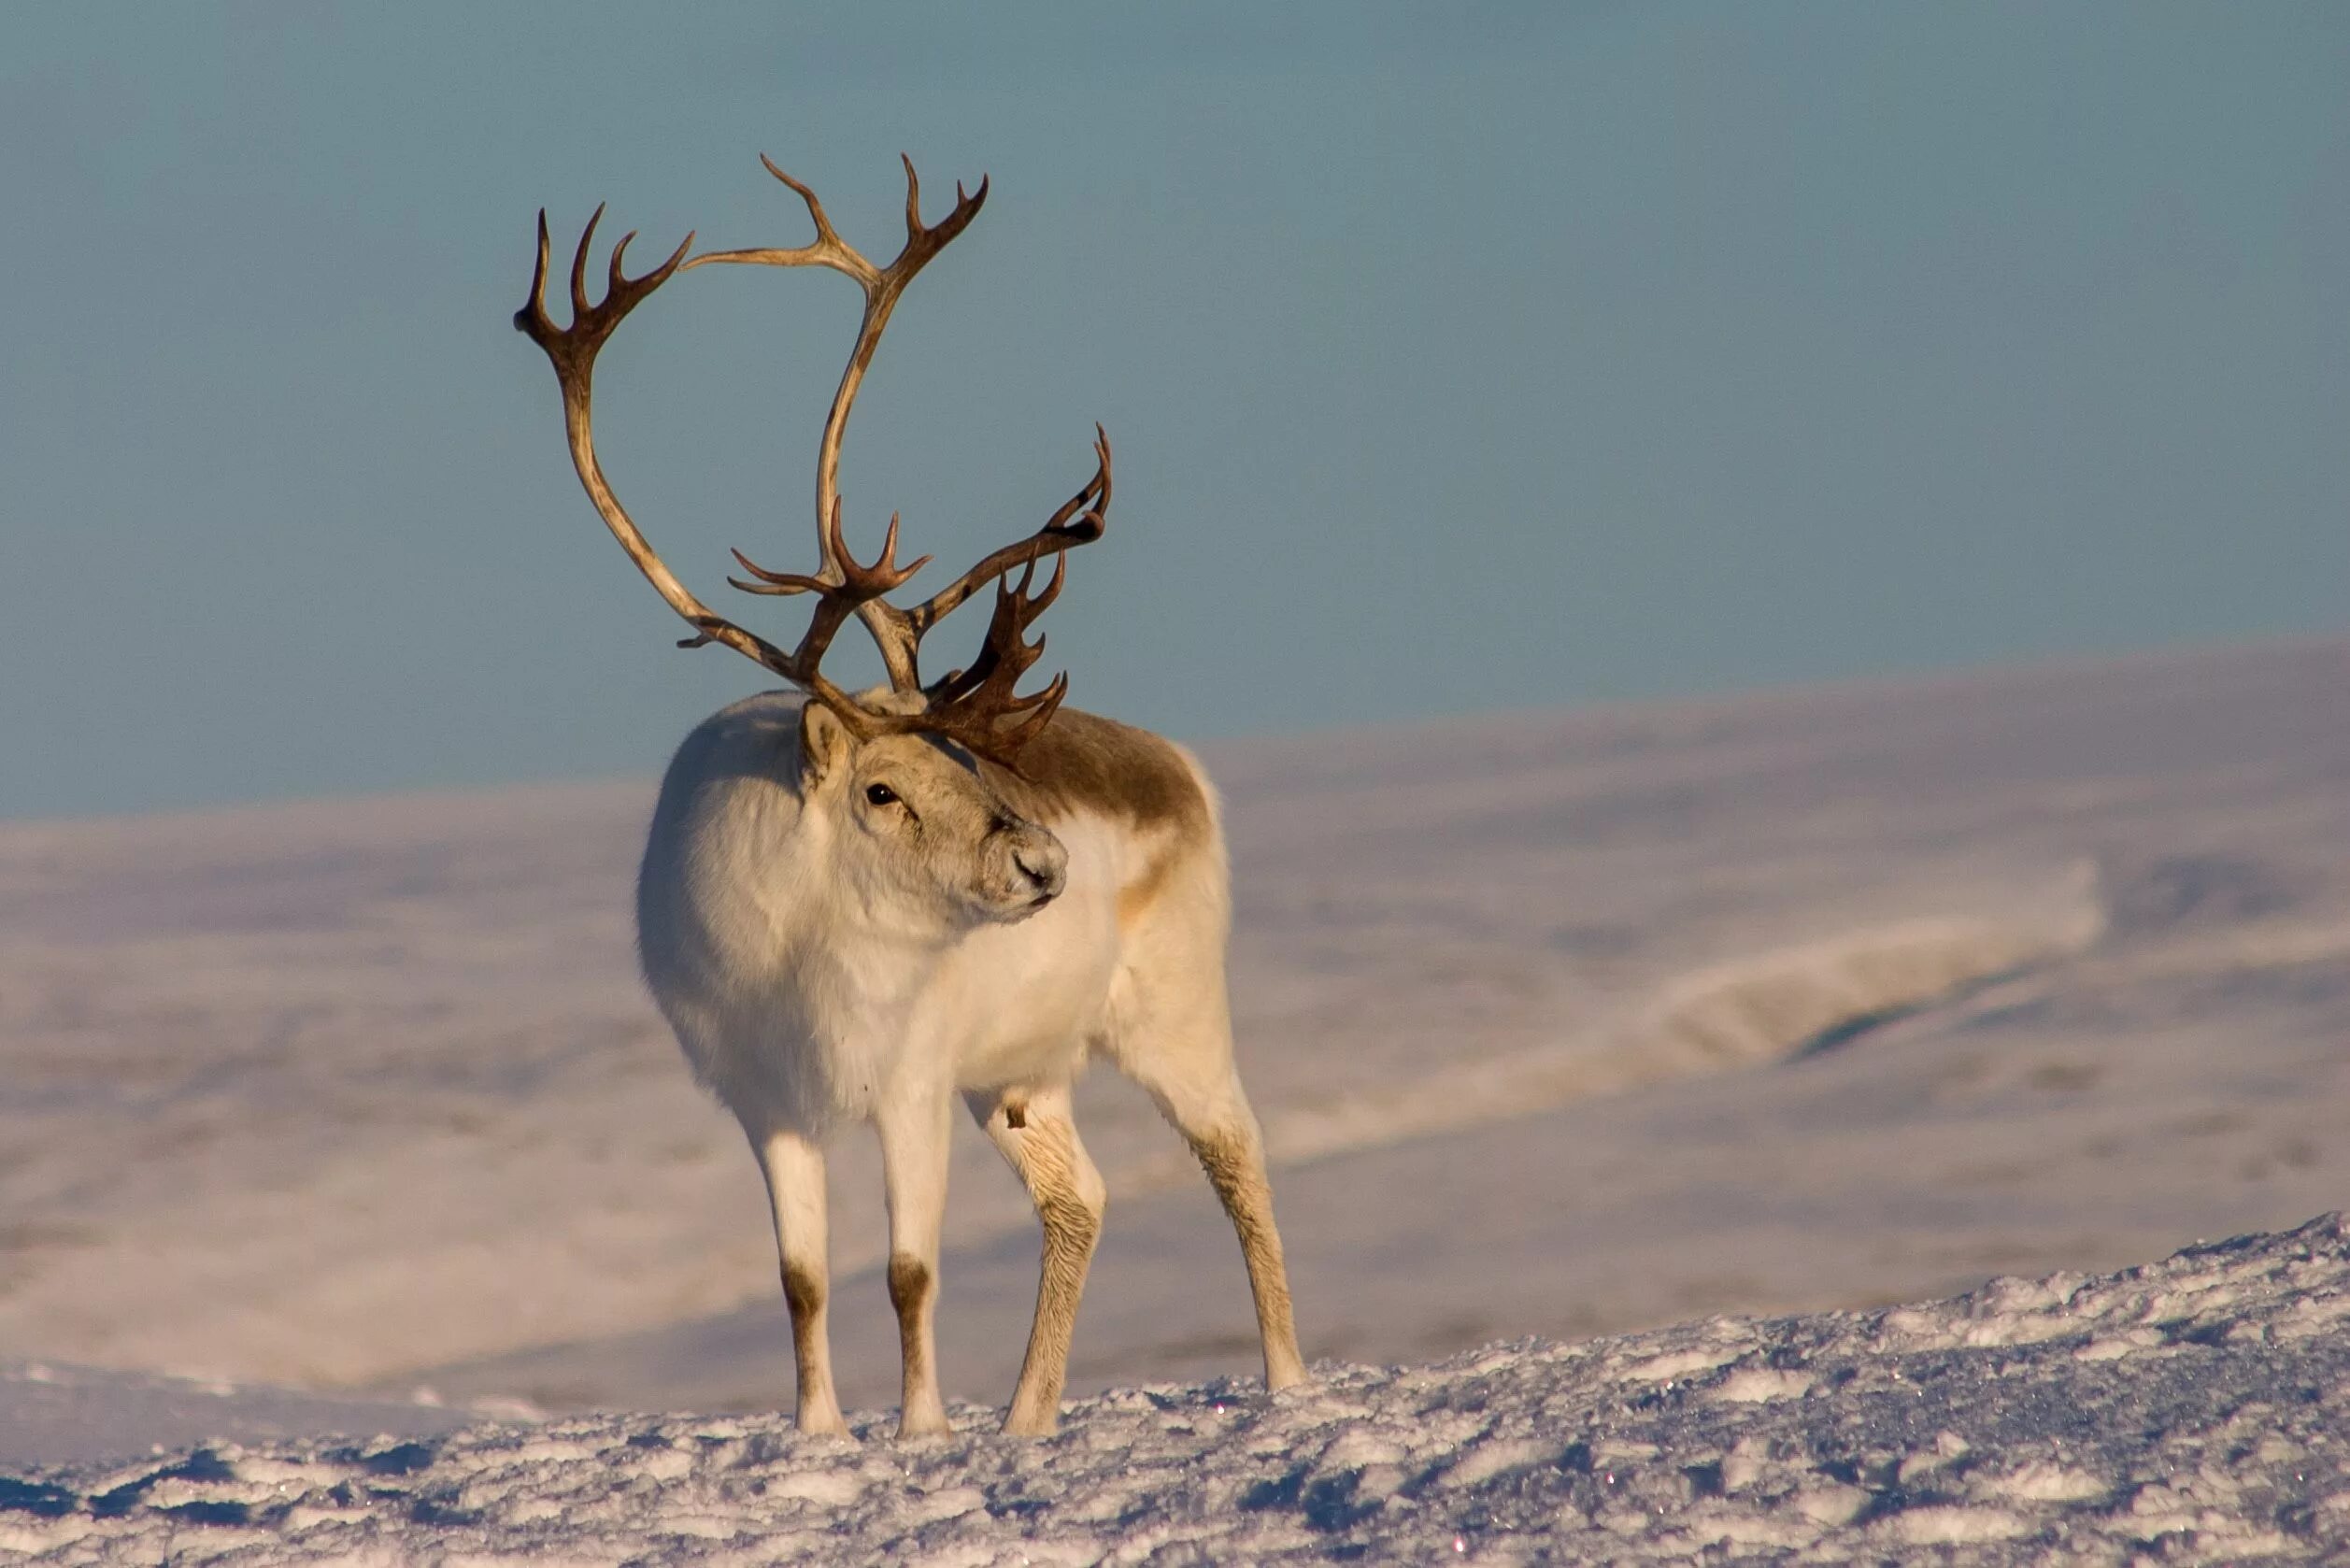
0;636;2344;1559
5;1215;2346;1563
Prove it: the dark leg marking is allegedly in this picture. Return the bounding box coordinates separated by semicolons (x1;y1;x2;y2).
889;1252;933;1389
783;1262;828;1393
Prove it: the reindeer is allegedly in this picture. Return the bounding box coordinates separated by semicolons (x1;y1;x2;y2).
513;154;1306;1437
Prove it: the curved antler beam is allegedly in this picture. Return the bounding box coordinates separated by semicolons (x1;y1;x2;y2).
515;155;1113;769
680;154;989;690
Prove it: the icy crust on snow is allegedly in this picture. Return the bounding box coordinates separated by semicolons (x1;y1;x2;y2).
7;1216;2346;1565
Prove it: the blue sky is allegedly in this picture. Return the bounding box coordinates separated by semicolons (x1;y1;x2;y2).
4;3;2343;817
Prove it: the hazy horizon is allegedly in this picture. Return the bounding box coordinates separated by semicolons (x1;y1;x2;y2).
0;629;2335;827
6;3;2343;819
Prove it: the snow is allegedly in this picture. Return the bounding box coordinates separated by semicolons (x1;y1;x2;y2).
0;1361;463;1475
4;1215;2346;1563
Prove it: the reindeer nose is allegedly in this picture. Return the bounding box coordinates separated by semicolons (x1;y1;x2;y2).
1013;838;1066;903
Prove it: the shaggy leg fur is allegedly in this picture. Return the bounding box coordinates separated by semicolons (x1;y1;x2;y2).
1175;1101;1306;1390
967;1083;1107;1434
1110;1024;1307;1393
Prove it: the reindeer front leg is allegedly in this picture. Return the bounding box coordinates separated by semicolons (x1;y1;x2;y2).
876;1082;956;1437
755;1128;847;1435
967;1082;1106;1435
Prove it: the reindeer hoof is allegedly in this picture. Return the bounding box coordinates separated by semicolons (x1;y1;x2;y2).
896;1409;953;1440
1000;1407;1060;1438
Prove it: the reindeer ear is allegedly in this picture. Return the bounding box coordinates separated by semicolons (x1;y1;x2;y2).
798;700;859;789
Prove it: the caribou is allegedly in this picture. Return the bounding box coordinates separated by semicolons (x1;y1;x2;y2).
514;153;1305;1437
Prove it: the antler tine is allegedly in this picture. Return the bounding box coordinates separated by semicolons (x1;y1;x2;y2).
517;206;694;366
683;156;878;286
928;669;1069;769
902;155;924;244
567;204;599;322
728;503;932;598
890;153;990;284
607;227;646;299
763;153;846;249
902;552;1070;770
900;428;1112;639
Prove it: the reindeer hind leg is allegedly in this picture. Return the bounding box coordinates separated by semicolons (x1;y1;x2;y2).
1105;1014;1306;1392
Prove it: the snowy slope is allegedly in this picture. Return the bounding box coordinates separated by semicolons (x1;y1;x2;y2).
0;1361;463;1475
1;638;2343;1408
4;1216;2345;1565
418;847;2350;1416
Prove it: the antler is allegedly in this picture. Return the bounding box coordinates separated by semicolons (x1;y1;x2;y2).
515;155;1113;769
513;207;885;725
684;156;1113;704
919;554;1074;755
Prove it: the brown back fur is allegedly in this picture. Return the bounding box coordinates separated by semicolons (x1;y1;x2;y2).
983;708;1212;839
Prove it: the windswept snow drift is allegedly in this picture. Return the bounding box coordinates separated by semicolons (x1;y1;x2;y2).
6;1216;2345;1565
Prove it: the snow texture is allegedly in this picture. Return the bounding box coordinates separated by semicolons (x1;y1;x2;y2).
5;1215;2345;1565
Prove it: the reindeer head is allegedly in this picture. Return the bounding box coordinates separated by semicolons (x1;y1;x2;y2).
514;153;1112;777
792;691;1066;934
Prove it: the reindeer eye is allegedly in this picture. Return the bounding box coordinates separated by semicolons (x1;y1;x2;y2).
864;783;898;806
